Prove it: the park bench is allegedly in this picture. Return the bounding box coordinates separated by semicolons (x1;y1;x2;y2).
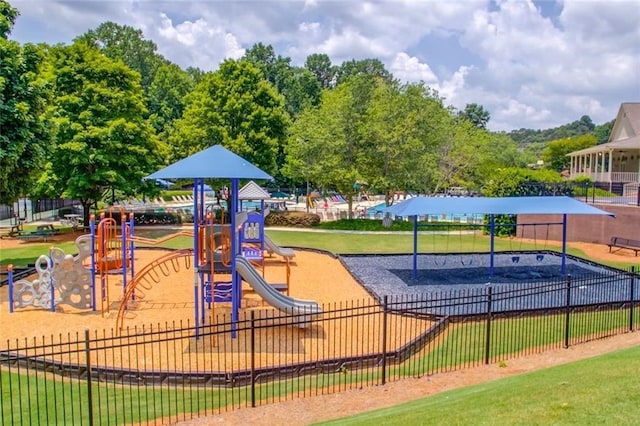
36;224;63;234
16;229;55;242
607;236;640;256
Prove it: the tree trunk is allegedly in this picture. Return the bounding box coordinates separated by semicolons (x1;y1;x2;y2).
82;200;93;231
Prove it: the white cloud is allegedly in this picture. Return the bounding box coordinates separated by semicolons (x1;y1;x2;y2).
152;14;245;70
390;53;438;84
9;0;639;131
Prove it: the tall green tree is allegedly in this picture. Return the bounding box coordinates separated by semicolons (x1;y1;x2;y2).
305;53;336;89
336;58;393;85
593;119;614;144
41;42;162;224
147;62;194;135
0;1;49;204
542;134;596;171
285;77;375;216
77;22;165;94
169;59;289;176
458;103;491;129
362;81;446;204
0;0;17;36
243;43;319;118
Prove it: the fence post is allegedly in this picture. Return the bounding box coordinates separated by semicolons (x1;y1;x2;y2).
630;266;636;332
484;286;493;365
8;265;13;313
584;182;589;203
84;329;94;426
250;311;256;408
564;275;572;348
636;185;640;207
381;295;388;385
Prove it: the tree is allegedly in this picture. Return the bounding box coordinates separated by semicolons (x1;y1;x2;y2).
362;81;445;204
336;58;393;85
0;1;49;204
76;22;165;94
305;53;336;89
243;43;319;118
277;67;321;118
147;62;194;135
542;134;596;171
169;59;289;176
593;119;614;144
458;103;490;129
0;0;18;37
285;77;376;217
481;167;567;236
41;42;162;225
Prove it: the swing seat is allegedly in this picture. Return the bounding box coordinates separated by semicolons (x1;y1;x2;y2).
536;254;545;262
511;256;520;264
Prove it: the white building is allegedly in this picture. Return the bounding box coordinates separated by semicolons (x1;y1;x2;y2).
568;102;640;195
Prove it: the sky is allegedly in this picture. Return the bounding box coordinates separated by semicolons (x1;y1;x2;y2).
8;0;640;132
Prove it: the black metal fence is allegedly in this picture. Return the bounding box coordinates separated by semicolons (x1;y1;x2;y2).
518;181;640;206
0;198;80;222
1;268;638;425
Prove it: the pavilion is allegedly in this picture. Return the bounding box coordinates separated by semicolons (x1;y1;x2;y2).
384;196;615;280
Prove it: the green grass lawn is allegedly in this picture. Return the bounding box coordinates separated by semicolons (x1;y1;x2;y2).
317;344;640;425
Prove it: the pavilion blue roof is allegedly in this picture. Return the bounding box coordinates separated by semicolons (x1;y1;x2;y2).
384;196;614;217
145;145;273;180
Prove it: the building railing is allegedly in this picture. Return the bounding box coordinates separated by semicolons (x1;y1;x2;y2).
1;267;638;425
571;171;639;183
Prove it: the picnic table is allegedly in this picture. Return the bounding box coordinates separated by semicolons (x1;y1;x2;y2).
16;230;55;242
0;223;24;239
61;214;83;231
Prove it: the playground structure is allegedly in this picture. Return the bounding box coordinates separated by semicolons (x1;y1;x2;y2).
7;147;321;336
114;199;311;331
142;145;321;337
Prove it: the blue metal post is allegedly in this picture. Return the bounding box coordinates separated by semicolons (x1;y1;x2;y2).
413;215;418;281
129;213;135;287
49;248;55;312
121;214;127;295
231;178;240;337
90;216;96;311
193;178;200;338
561;214;567;275
489;214;495;277
8;265;14;313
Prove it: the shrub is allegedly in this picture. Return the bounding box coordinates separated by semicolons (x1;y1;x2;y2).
98;210;181;226
265;211;320;227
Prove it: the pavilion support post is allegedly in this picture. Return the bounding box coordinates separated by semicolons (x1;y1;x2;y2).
231;178;240;338
561;214;567;275
412;215;418;281
489;214;495;277
193;178;201;339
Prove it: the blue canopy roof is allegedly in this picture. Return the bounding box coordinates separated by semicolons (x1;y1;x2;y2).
145;145;273;180
385;196;614;217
